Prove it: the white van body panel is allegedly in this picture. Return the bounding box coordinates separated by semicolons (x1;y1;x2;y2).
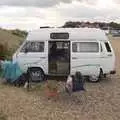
13;41;48;73
13;28;115;76
99;40;115;74
71;40;101;76
26;28;107;41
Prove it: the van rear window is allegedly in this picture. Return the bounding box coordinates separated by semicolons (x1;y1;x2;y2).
21;42;44;52
104;42;112;52
72;42;99;53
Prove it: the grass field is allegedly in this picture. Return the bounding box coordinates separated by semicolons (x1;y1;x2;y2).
0;29;25;59
0;33;120;120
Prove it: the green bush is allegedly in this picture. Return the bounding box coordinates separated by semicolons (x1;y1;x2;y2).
11;29;28;38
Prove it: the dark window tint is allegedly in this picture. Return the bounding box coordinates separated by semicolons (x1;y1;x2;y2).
104;42;111;52
72;42;99;53
21;42;44;52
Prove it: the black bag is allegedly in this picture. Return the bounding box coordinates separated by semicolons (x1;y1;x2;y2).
13;73;27;87
72;72;85;92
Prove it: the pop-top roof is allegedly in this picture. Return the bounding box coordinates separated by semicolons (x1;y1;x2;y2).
26;28;108;41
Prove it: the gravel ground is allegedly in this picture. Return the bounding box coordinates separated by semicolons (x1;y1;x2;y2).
0;36;120;120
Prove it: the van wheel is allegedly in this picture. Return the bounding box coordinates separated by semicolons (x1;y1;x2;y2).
28;68;45;82
89;69;103;83
89;75;99;83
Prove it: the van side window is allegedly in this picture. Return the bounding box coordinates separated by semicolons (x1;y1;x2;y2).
72;42;99;53
21;42;44;52
104;42;111;52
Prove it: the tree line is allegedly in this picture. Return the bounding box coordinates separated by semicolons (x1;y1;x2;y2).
62;21;120;30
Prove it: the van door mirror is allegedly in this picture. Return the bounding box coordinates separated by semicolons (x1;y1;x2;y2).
24;48;29;53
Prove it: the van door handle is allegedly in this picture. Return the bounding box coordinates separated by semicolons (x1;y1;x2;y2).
72;57;78;59
40;57;46;59
108;54;112;57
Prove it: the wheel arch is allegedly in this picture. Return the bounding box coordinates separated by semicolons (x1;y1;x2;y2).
99;66;104;74
27;67;45;75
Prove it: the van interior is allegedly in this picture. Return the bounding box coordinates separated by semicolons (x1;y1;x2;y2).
48;41;70;75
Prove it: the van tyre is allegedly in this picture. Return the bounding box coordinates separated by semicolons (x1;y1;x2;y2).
28;67;45;82
89;69;103;83
89;75;99;83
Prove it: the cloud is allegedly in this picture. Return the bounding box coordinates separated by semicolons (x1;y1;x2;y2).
0;0;120;30
54;1;120;23
114;0;120;4
0;0;119;8
0;6;63;30
0;0;73;7
0;0;99;7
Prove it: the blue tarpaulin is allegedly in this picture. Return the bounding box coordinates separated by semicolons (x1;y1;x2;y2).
1;61;23;83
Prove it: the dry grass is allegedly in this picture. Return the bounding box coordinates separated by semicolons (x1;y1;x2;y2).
0;112;7;120
0;29;25;58
0;35;120;120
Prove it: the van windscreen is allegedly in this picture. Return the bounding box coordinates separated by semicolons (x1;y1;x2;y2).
104;42;112;52
20;42;44;52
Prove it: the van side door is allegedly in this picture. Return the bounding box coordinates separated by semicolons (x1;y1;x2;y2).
71;41;100;76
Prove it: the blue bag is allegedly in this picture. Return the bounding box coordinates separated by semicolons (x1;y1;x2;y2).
1;61;23;83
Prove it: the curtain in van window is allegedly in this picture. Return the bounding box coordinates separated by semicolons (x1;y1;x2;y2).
72;42;99;53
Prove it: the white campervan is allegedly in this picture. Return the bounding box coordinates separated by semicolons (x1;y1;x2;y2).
13;28;116;82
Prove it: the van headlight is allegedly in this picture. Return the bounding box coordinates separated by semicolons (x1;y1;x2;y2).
12;53;17;62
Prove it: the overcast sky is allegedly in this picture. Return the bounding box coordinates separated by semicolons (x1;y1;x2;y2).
0;0;120;30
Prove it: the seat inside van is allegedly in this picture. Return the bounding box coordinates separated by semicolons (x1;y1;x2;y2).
49;41;70;75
